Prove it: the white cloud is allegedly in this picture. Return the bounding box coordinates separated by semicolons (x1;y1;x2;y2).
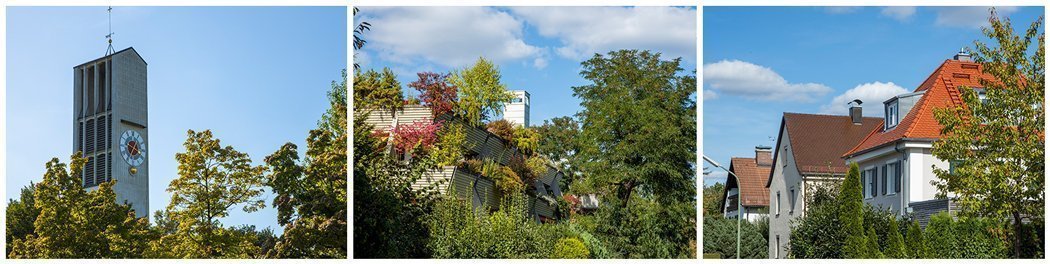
819;81;910;117
702;60;831;102
510;6;696;62
533;57;548;69
360;7;541;68
881;7;917;21
825;7;862;14
934;6;1019;28
703;90;718;100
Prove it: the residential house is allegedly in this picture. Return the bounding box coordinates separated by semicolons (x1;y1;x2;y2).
842;52;993;226
360;104;564;222
719;146;773;222
765;112;881;259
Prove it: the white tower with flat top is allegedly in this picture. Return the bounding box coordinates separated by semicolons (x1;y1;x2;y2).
503;90;530;127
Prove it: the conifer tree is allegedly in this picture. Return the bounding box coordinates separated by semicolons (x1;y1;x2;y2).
839;163;869;258
884;217;908;258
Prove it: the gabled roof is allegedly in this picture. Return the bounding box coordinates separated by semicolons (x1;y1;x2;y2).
843;59;994;158
723;157;771;207
74;47;148;69
765;113;881;187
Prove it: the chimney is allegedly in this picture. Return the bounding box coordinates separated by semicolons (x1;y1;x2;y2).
849;99;863;125
755;145;772;166
953;49;972;62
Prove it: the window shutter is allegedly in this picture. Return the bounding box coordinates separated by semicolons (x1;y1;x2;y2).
895;162;902;193
881;165;887;195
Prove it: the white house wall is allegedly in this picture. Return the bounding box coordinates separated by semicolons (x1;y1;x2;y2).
768;125;802;259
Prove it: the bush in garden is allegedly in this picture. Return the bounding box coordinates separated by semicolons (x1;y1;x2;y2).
392;120;443;154
702;216;766;259
552;237;589;259
430;122;467;167
788;183;844;258
486;119;516;142
924;212;1009;258
513;126;540;155
905;220;928;258
426;194;554;258
883;216;908;258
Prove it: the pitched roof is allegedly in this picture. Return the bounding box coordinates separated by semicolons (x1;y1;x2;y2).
727;157;771;207
777;113;882;177
843;59;994;157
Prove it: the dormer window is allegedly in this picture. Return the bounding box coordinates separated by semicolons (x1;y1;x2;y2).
973;88;987;104
885;99;899;129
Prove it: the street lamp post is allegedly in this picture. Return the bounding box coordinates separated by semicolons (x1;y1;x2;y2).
703;155;742;259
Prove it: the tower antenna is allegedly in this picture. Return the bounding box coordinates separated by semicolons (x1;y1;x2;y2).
105;6;115;55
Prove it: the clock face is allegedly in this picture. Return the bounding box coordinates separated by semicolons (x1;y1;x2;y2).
119;130;146;167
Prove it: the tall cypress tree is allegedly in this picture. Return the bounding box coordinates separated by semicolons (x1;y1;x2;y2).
839;163;869;258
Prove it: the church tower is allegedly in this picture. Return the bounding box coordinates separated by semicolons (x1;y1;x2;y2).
73;47;149;218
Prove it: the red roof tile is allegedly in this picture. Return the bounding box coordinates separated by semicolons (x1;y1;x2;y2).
728;157;771;207
843;60;994;157
785;113;882;174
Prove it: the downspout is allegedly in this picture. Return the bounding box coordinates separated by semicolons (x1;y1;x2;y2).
894;141;906;217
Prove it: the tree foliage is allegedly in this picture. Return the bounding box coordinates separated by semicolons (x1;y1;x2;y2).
450;57;514;127
155;130;266;258
426;194;555;258
8;154;154;258
534;116;582;190
552;237;590;259
572;50;697;258
354;68;405;115
702;183;725;217
353;112;439;258
930;9;1044;258
702;217;766;259
410;71;458;116
6;184;38;256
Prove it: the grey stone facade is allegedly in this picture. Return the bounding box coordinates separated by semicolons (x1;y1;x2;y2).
73;47;149;218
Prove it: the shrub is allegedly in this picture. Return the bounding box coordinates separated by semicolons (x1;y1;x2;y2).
513;127;540;155
552;237;589;259
883;216;907;258
905;220;927;258
702;216;766;259
430;122;466;167
426;194;554;258
486;119;515;142
924;212;1008;258
391;120;443;155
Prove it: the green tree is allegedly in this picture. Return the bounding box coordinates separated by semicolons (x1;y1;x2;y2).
883;216;907;258
354;68;404;115
266;70;348;258
839;163;877;258
573;50;696;258
8;154;154;258
155;130;266;258
905;220;928;258
702;183;725;217
930;9;1044;258
353;112;439;258
865;226;884;259
5;184;38;255
701;216;766;259
788;188;845;258
352;7;370;70
534;116;581;190
450;57;514;127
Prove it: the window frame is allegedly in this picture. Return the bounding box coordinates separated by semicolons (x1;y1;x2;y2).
885;99;900;129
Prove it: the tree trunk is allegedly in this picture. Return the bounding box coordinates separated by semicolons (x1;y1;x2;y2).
1012;211;1022;258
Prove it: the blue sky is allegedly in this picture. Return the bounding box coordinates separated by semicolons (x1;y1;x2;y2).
6;6;347;232
355;6;697;124
702;6;1044;186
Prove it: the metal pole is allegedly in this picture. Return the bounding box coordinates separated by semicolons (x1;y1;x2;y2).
703;155;742;259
